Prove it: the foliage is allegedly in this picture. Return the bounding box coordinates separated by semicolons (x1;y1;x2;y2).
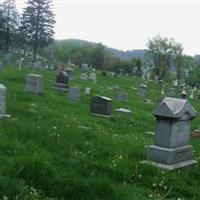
147;35;184;83
0;0;20;52
20;0;55;61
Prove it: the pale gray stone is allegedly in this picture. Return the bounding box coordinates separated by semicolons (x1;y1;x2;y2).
26;74;43;94
116;93;128;101
68;87;80;101
0;84;10;117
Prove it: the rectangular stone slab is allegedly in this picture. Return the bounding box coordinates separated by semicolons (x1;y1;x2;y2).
147;145;193;165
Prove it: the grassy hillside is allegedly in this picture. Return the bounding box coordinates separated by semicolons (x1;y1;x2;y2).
0;66;200;199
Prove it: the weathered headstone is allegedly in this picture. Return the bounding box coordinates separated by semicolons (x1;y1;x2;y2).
81;63;89;72
116;93;128;101
181;89;187;99
0;84;10;117
91;96;112;118
26;74;43;94
56;64;63;75
141;97;197;170
68;87;80;101
139;84;147;96
89;71;96;83
65;68;74;80
80;73;88;80
18;58;24;70
84;87;91;95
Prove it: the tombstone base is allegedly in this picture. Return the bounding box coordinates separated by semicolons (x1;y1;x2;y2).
140;159;197;170
91;113;113;118
52;83;69;92
0;114;10;118
147;145;193;165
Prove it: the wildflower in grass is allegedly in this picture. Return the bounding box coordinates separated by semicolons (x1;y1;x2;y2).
148;194;153;198
138;174;142;178
164;186;168;190
3;197;8;200
153;183;156;187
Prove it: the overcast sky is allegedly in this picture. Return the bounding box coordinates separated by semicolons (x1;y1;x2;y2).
15;0;200;56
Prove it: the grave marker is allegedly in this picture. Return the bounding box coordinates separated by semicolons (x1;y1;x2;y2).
141;97;197;170
26;74;43;94
0;84;10;117
68;87;80;101
91;96;112;118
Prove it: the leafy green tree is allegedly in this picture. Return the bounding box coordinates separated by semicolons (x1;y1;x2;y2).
20;0;55;62
147;35;184;82
131;58;142;77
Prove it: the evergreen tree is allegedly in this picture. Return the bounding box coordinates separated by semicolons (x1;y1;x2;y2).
0;0;19;52
20;0;55;62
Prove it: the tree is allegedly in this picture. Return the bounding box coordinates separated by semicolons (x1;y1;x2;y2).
147;35;184;82
171;41;183;86
131;58;142;77
20;0;55;62
0;0;19;52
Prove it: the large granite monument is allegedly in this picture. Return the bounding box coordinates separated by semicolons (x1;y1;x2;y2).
141;97;197;170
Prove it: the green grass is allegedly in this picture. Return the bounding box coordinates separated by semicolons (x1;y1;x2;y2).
0;66;199;199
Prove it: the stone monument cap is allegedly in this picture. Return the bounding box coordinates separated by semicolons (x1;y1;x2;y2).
0;84;6;89
154;97;197;119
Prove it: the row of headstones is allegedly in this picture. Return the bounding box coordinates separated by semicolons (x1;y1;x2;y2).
0;80;198;171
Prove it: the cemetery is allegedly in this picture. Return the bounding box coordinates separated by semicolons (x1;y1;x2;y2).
1;0;200;199
0;65;199;199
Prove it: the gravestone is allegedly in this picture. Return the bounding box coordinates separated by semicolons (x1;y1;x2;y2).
91;96;112;118
181;89;187;99
68;87;80;101
81;63;89;72
53;71;69;92
114;108;132;115
26;74;43;94
65;68;74;80
116;92;128;101
190;90;194;99
141;97;197;170
56;64;63;74
85;87;91;95
89;71;96;83
80;73;88;80
18;58;24;70
139;84;147;96
0;84;10;117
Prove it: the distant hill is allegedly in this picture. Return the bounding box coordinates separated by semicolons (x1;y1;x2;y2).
55;39;146;61
107;47;146;61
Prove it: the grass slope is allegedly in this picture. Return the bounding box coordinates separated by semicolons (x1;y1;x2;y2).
0;66;199;199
